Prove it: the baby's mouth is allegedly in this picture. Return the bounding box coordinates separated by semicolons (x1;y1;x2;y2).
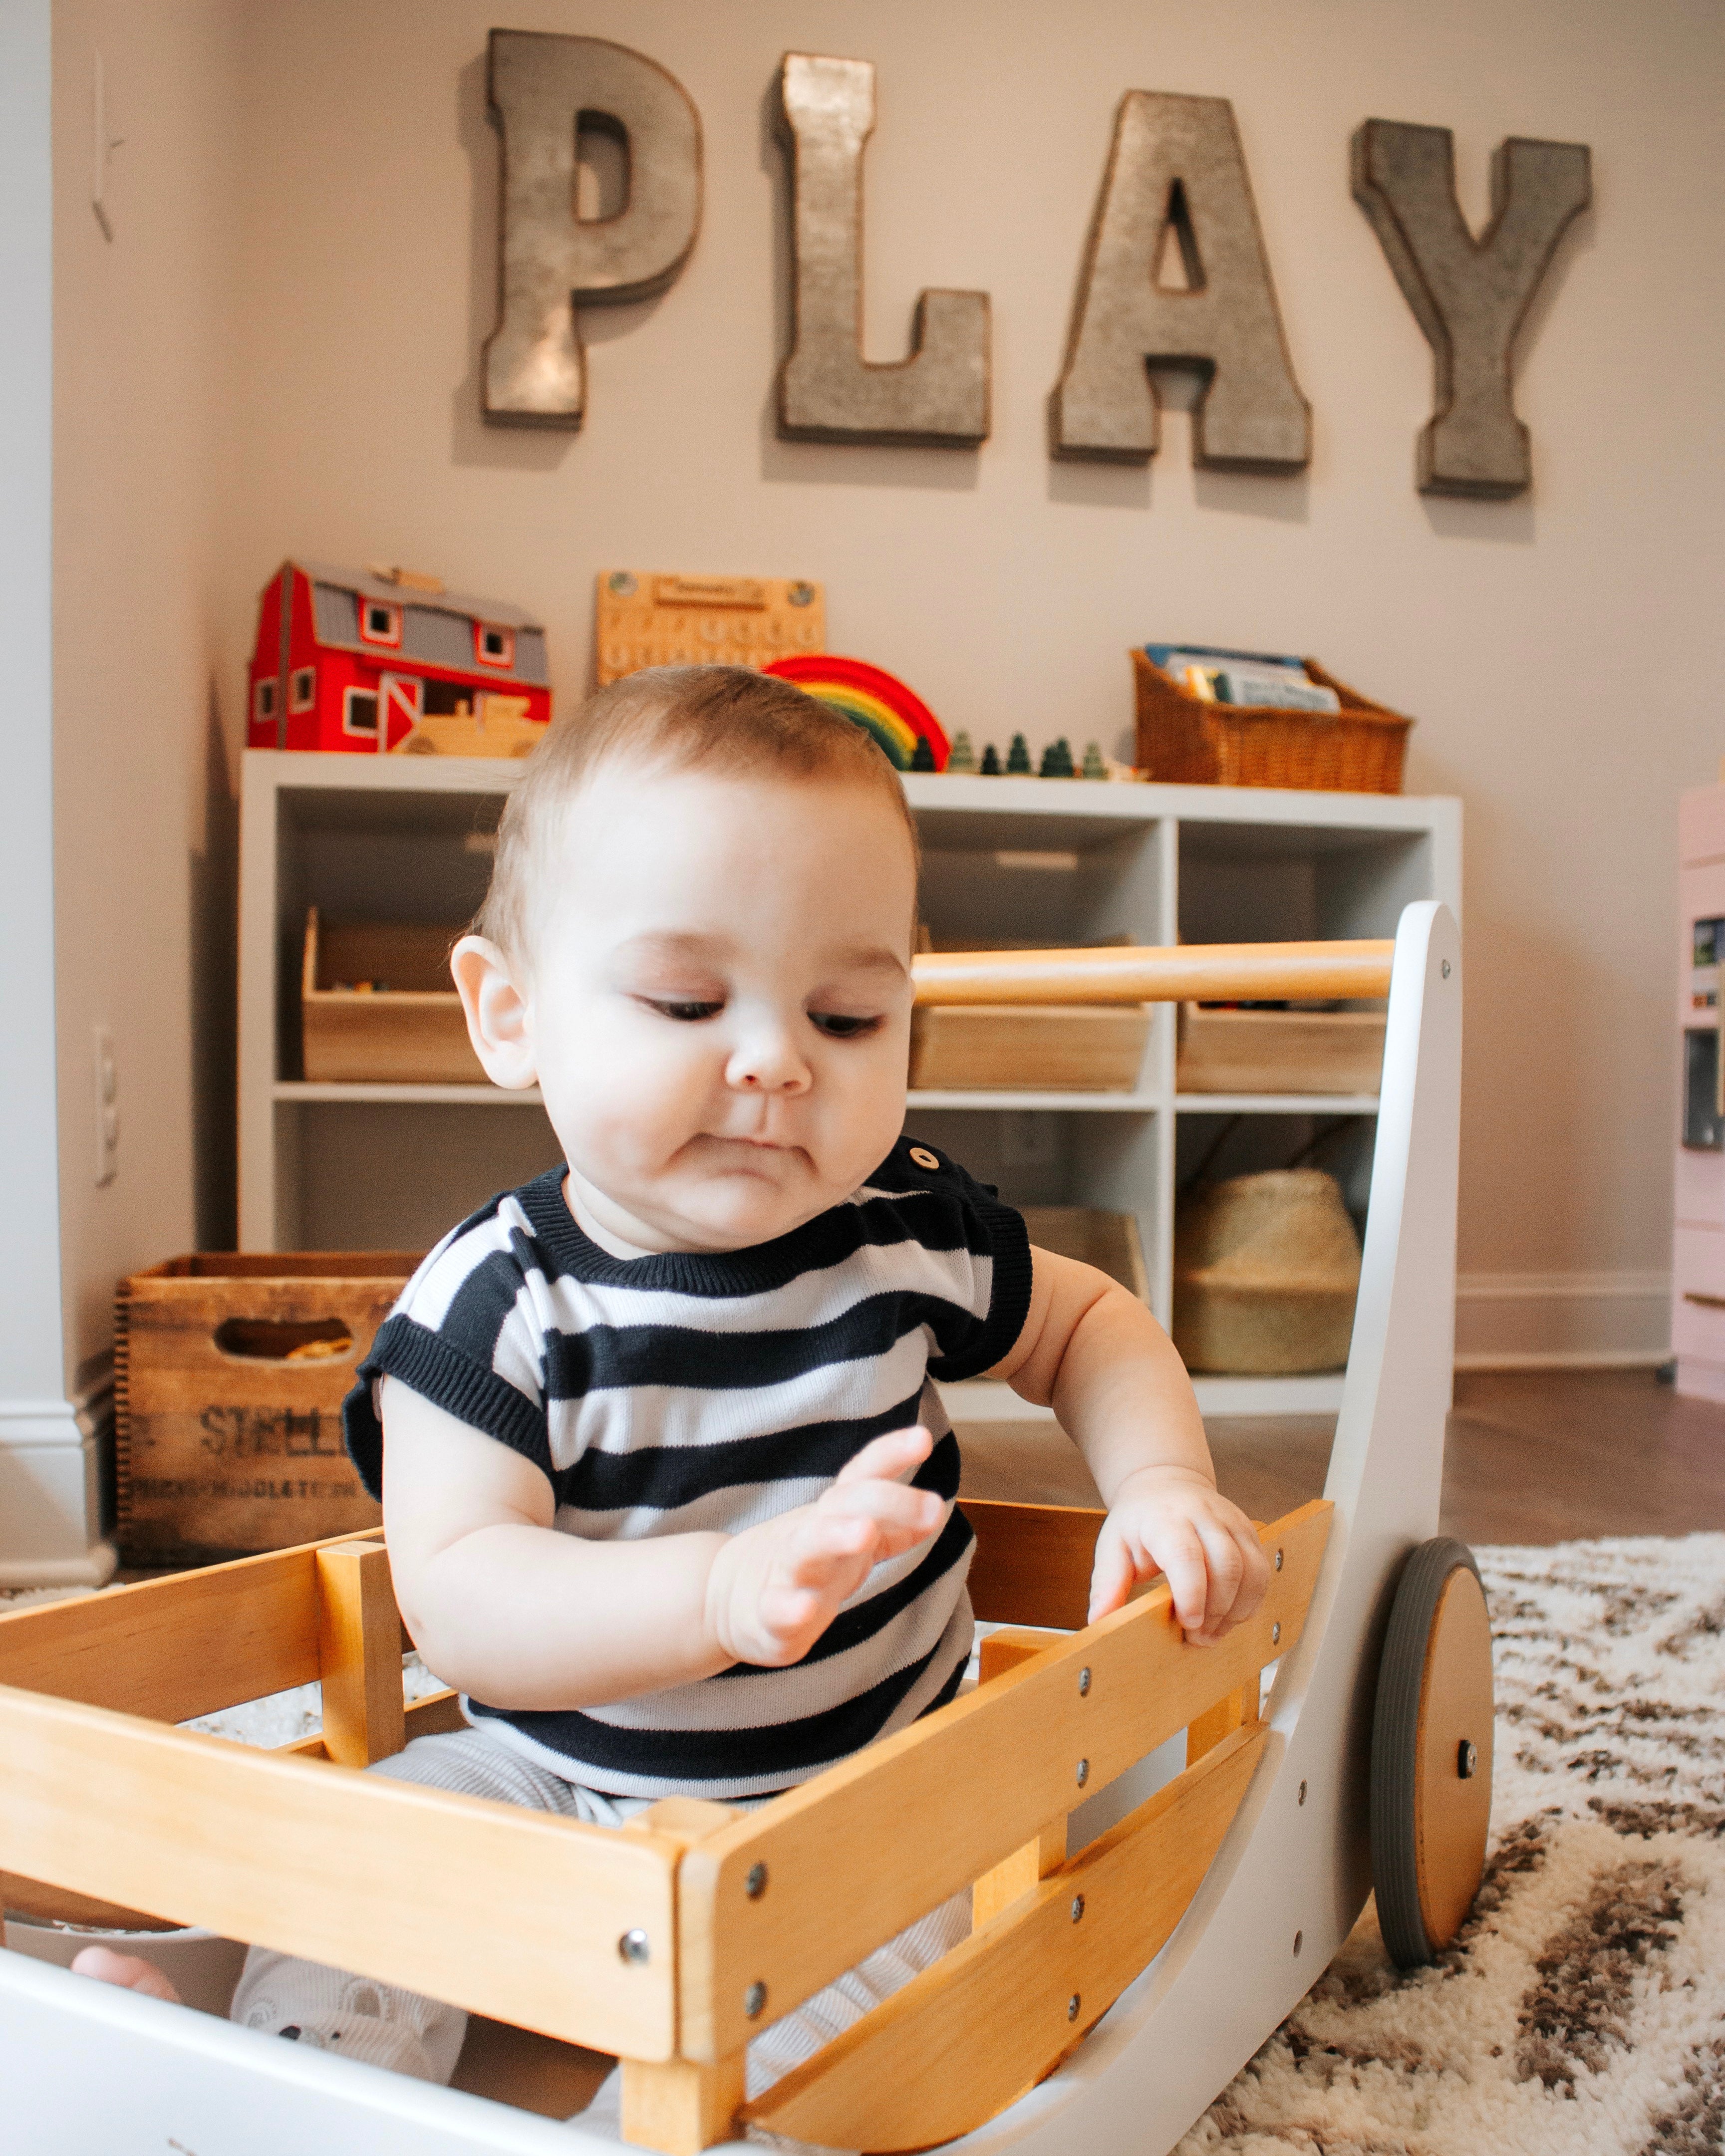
703;1132;801;1167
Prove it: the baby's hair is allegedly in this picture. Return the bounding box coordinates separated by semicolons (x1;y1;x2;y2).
479;665;920;959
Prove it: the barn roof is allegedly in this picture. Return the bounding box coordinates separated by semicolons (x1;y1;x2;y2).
295;561;544;632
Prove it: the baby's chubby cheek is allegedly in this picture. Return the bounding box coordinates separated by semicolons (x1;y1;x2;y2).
549;1042;716;1181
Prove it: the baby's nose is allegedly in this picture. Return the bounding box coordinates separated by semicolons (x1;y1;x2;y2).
726;1026;812;1092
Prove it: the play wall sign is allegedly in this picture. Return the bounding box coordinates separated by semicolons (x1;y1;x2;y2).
482;30;1590;502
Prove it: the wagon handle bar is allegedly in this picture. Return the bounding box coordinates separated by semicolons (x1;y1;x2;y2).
910;938;1395;1007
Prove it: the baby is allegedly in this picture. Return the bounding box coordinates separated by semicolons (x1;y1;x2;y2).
80;665;1267;2107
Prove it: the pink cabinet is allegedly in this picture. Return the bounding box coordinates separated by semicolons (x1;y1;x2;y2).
1675;786;1725;1397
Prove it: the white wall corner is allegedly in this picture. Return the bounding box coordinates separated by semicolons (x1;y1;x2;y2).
1453;1271;1672;1370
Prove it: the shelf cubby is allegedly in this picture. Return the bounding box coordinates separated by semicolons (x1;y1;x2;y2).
239;753;1459;1415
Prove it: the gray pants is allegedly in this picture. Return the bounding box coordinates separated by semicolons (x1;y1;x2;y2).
229;1726;969;2120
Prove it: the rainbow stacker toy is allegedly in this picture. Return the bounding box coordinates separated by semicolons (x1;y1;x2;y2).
0;904;1482;2156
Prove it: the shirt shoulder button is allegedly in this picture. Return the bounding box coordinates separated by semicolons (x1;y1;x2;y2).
908;1146;941;1171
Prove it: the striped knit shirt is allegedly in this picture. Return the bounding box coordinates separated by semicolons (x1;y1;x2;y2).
343;1138;1033;1800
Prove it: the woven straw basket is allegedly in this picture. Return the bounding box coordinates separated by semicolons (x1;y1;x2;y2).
1132;652;1412;793
1172;1169;1362;1374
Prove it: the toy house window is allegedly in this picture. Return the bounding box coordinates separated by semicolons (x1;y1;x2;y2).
475;623;515;669
343;687;379;736
254;678;278;723
358;600;402;647
288;666;316;714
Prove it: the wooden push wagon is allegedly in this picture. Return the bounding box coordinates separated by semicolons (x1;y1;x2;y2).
0;902;1480;2156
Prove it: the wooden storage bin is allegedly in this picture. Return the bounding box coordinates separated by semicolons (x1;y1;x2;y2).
1132;651;1412;793
301;909;479;1084
115;1252;417;1563
1177;1006;1387;1095
909;1003;1150;1091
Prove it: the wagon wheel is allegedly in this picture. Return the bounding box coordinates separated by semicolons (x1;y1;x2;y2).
1370;1537;1494;1968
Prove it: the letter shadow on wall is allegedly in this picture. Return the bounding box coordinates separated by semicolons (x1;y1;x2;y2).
756;73;979;494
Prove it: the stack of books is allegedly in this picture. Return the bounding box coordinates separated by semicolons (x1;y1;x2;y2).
1145;644;1342;715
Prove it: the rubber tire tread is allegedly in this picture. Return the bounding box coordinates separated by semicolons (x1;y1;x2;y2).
1370;1536;1484;1970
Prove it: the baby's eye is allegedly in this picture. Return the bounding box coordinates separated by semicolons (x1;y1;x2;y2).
642;998;724;1023
809;1011;884;1040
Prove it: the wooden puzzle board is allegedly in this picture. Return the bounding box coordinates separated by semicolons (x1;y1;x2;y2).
594;572;825;684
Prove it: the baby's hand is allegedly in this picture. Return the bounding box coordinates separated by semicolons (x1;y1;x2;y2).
705;1427;944;1667
1089;1466;1269;1640
70;1946;183;2003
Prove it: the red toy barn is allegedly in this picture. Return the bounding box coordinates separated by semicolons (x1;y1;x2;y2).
246;561;552;753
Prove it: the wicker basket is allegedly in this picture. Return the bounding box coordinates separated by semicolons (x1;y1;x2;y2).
1132;652;1412;793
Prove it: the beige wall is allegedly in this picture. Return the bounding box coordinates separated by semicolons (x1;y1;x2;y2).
52;0;1725;1372
52;0;241;1385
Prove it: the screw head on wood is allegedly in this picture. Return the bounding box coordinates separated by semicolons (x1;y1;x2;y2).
1067;1993;1081;2023
1441;959;1451;979
744;1982;767;2019
1271;1621;1281;1645
746;1862;768;1898
618;1929;650;1965
1078;1666;1091;1697
1071;1894;1085;1923
1274;1548;1284;1572
1457;1739;1478;1779
1076;1757;1090;1787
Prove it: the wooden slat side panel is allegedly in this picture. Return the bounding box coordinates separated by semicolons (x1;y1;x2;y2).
403;1687;467;1741
0;1545;323;1720
316;1543;407;1766
621;2055;746;2156
747;1724;1268;2151
0;1685;679;2059
1187;1681;1251;1767
976;1628;1066;1683
971;1818;1065;1931
679;1502;1329;2060
964;1500;1105;1627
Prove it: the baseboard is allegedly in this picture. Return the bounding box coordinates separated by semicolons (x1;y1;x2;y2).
1453;1271;1671;1370
945;1277;1673;1409
0;1385;117;1589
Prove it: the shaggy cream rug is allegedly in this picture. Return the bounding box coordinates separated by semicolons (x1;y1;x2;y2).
1177;1534;1725;2156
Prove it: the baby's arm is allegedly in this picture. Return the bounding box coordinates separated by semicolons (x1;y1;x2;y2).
988;1249;1269;1638
380;1377;943;1707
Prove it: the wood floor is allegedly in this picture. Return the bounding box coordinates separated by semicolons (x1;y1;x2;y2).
957;1368;1725;1547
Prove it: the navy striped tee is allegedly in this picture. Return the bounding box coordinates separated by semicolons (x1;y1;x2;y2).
343;1137;1033;1799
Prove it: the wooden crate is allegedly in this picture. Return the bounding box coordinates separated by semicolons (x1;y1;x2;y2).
301;909;479;1085
909;1004;1150;1091
1176;1006;1386;1095
114;1253;418;1563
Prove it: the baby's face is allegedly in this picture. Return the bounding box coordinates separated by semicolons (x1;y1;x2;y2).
512;762;917;1255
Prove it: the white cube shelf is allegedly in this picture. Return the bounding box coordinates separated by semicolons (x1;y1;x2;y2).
239;752;1460;1416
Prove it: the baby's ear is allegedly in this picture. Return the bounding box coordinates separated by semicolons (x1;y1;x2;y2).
451;935;537;1090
